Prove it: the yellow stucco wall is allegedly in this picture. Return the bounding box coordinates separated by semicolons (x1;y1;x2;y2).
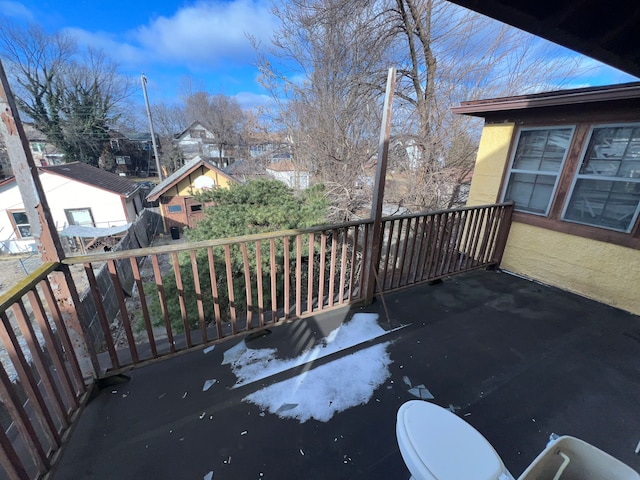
466;123;514;206
467;121;640;315
176;168;235;196
502;223;640;315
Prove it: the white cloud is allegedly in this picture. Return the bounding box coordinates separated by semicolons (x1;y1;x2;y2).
62;0;277;73
234;91;271;109
134;0;276;66
0;1;34;21
63;27;147;66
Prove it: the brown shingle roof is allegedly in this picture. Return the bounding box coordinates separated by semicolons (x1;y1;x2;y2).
40;162;140;198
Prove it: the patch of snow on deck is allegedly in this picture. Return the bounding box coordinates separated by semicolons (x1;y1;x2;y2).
222;313;393;422
245;342;391;422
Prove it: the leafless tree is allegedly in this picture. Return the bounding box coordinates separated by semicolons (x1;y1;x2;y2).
150;101;188;172
256;0;390;221
0;19;134;166
257;0;587;213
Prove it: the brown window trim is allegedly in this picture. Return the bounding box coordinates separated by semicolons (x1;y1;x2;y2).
512;212;639;249
500;121;640;250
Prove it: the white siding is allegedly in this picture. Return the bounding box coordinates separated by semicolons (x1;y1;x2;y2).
0;172;132;253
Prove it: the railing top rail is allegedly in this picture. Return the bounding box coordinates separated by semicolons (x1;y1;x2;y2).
0;261;59;310
384;201;513;221
62;202;513;265
62;218;373;265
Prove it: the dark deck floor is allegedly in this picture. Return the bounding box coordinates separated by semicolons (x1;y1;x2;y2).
50;269;640;479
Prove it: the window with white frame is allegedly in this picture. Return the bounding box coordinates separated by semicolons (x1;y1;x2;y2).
9;211;32;238
563;124;640;232
503;127;574;215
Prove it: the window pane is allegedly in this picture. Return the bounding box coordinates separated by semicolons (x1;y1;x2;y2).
504;173;556;214
512;128;572;172
17;225;32;237
581;126;640;177
11;212;29;225
564;178;640;231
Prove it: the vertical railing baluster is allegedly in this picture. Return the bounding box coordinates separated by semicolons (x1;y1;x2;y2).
339;228;348;304
241;242;253;330
12;299;68;426
447;210;467;274
190;250;207;344
0;410;33;479
296;235;302;317
27;290;77;410
256;240;265;327
0;362;49;475
284;236;291;320
170;253;191;348
151;254;176;353
328;229;338;307
398;217;413;287
269;239;278;323
307;233;314;314
224;245;237;334
467;207;486;269
84;262;120;368
358;223;370;300
107;260;139;362
381;220;395;288
130;257;157;358
0;311;60;447
318;232;327;310
389;218;401;288
410;215;426;284
417;215;434;281
347;225;359;301
404;216;419;285
207;247;223;339
463;208;481;270
39;278;84;393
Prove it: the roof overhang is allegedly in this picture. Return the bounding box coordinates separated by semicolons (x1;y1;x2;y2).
446;0;640;78
452;81;640;116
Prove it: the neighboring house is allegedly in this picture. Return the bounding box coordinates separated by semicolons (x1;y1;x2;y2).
453;82;640;315
0;123;64;179
174;121;235;166
146;155;239;232
0;162;143;254
266;160;311;190
23;122;65;167
104;130;160;177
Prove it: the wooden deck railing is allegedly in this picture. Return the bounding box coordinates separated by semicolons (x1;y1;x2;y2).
0;202;512;479
0;264;89;479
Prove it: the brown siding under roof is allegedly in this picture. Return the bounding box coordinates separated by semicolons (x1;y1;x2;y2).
40;162;140;197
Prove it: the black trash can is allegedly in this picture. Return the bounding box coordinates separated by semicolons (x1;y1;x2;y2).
170;226;180;240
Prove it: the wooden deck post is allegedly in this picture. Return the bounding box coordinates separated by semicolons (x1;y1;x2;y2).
0;60;99;381
364;67;396;304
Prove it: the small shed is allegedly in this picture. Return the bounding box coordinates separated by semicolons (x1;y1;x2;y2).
146;156;238;232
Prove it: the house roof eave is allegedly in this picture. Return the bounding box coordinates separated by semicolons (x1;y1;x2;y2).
451;82;640;117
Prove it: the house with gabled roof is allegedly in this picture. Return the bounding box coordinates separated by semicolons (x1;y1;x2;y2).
174;121;235;166
146;155;239;232
0;162;142;254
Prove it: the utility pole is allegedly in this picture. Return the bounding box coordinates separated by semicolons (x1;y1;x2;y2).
141;73;163;181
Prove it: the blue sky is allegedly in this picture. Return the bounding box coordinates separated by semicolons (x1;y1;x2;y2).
2;0;638;111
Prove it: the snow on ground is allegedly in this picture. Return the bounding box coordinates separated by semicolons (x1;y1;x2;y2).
221;313;395;423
